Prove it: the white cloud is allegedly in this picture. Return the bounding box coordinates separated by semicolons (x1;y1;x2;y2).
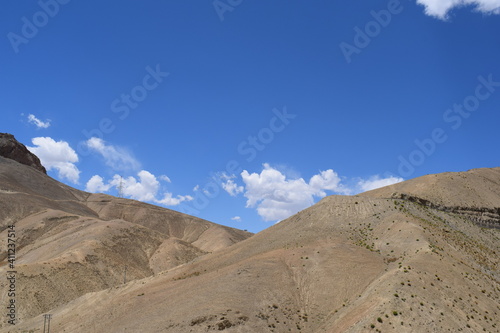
27;114;51;129
85;170;193;206
27;137;80;184
119;170;159;201
85;175;112;193
85;137;140;171
193;184;200;191
231;216;241;222
239;164;406;222
220;173;244;196
309;169;351;196
357;175;404;192
241;164;348;222
156;193;193;206
416;0;500;19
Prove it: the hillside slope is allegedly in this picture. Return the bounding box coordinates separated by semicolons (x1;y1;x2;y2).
3;167;498;332
0;155;252;326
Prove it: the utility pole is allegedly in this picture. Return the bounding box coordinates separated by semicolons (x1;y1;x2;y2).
43;314;52;333
118;176;124;198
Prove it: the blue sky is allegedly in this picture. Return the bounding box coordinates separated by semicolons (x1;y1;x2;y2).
2;0;500;232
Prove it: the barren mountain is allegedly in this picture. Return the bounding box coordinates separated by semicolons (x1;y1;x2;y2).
0;136;252;331
0;136;498;332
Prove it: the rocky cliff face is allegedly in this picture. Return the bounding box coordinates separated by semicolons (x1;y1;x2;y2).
0;133;46;174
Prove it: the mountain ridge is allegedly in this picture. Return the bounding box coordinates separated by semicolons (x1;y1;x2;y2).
0;136;498;332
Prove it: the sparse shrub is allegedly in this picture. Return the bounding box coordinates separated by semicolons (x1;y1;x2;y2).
217;319;232;330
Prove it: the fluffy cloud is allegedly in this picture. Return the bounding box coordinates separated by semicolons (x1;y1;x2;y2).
27;137;80;183
240;164;405;222
241;164;348;222
220;173;244;196
357;175;404;192
27;114;51;129
85;170;193;206
85;137;140;171
85;175;112;193
231;216;242;222
309;169;351;196
416;0;500;19
120;170;159;201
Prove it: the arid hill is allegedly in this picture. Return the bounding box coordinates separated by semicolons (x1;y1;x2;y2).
0;142;252;330
0;139;498;332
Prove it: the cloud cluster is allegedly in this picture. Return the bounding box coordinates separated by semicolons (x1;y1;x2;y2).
416;0;500;19
240;164;351;222
27;137;80;183
216;164;404;222
85;170;192;206
27;114;51;129
26;134;403;223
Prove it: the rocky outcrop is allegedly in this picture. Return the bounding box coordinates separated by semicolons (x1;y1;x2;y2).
0;133;46;174
392;192;500;229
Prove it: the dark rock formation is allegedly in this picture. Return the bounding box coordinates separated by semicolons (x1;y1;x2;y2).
0;133;47;174
392;192;500;229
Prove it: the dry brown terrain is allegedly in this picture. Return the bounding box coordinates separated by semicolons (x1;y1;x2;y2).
0;150;499;332
0;155;252;331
